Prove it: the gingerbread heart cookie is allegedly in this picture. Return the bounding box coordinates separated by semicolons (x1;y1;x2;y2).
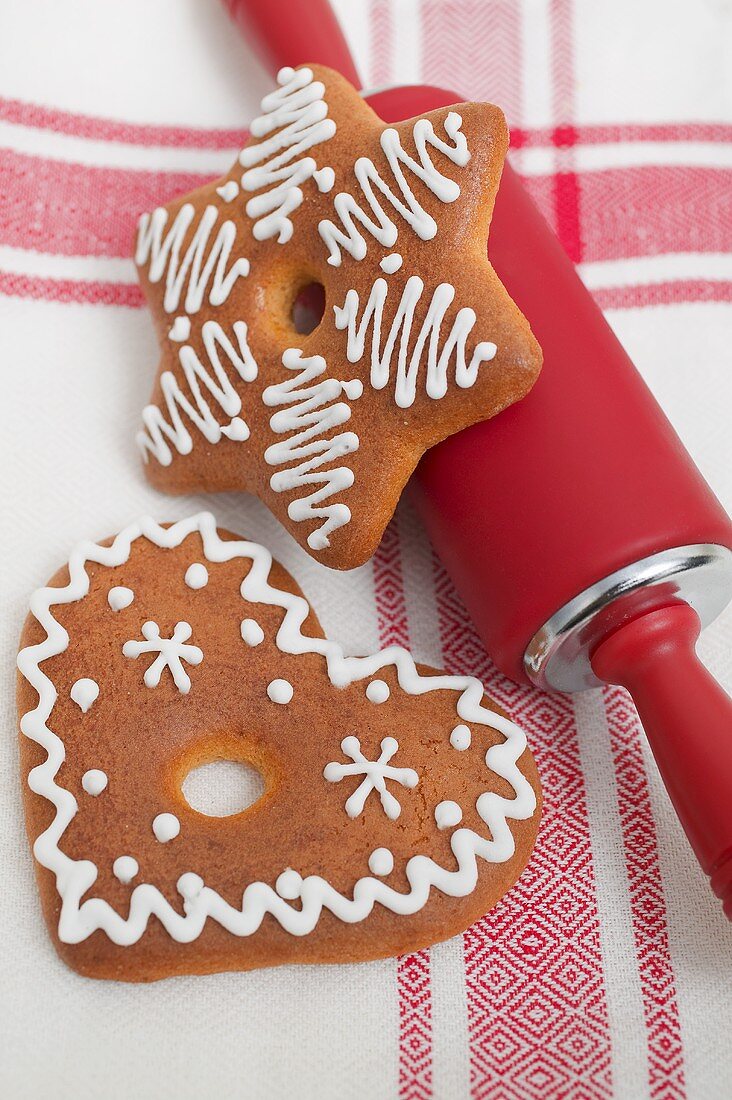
134;65;541;570
17;513;540;981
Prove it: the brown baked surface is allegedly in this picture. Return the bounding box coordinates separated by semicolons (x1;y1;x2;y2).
135;64;542;570
18;521;541;982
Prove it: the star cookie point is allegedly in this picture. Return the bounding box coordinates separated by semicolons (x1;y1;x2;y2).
134;64;541;568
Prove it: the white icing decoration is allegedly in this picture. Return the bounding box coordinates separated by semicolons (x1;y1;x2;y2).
184;563;209;590
335;276;497;409
113;856;138;884
319;112;469;267
323;736;418;820
366;679;389;704
70;678;99;713
122;621;203;694
135;202;250;314
221;417;250;441
313;167;335;193
267;678;293;704
380;253;402;274
276;868;302;900
216;180;240;203
263;348;363;551
108;586;134;612
435;800;463;830
138;319;258;466
450;724;471;751
168;316;191;342
368;848;394;877
178;872;204;902
17;512;536;946
239;66;336;244
153;813;180;843
240;618;264;647
81;769;107;796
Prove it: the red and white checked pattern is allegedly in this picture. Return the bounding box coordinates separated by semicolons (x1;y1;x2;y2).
434;558;613;1100
2;0;731;1095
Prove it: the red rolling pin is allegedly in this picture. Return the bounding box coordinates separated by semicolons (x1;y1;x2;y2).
224;0;732;915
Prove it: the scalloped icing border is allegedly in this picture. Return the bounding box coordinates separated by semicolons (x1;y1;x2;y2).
17;512;537;947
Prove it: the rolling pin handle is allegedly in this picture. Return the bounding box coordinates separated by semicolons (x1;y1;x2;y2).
592;603;732;918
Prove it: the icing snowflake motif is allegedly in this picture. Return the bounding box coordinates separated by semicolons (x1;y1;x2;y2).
323;735;418;820
122;621;203;694
17;513;538;955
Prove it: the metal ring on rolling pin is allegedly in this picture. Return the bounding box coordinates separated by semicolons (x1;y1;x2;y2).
524;544;732;693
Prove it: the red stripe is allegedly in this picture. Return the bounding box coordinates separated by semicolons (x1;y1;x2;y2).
0;96;247;150
369;0;395;90
592;279;732;310
372;519;433;1100
433;558;613;1099
511;121;732;149
550;3;582;263
422;0;523;125
2;147;732;265
551;125;583;263
0;149;209;257
519;167;732;258
572;166;732;264
0;270;143;307
2;93;731;153
602;688;686;1098
3;273;727;313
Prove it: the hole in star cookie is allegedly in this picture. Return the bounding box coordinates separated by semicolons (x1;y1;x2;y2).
182;760;266;818
291;281;325;335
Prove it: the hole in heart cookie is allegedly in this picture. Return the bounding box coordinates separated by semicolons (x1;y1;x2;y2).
291;281;325;335
182;760;265;818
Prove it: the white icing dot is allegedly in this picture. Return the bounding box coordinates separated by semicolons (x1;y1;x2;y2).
313;166;335;193
276;868;302;899
108;586;134;611
81;769;108;796
450;724;472;751
177;872;204;900
241;618;265;647
113;856;138;884
380;252;403;274
342;378;363;400
168;315;191;342
221;417;250;441
366;679;390;704
216;180;240;202
435;800;463;830
152;813;180;843
70;678;99;713
267;678;293;704
184;562;209;589
368;848;394;876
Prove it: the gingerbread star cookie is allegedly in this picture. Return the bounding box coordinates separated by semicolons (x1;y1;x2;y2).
134;66;542;569
17;513;541;981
